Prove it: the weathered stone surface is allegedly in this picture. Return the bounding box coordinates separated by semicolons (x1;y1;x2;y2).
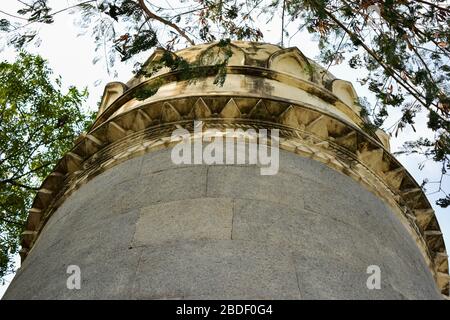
90;155;144;187
232;199;379;264
132;240;301;299
133;198;233;246
116;165;208;214
139;148;187;175
5;246;141;300
4;148;442;299
292;250;404;300
206;165;305;208
5;209;140;300
277;149;359;190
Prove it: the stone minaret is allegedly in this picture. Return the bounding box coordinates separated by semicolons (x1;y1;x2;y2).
4;42;449;299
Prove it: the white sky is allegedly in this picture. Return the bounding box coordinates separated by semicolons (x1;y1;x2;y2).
0;0;449;298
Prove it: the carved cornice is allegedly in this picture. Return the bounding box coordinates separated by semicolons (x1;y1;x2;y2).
21;95;449;297
91;66;365;131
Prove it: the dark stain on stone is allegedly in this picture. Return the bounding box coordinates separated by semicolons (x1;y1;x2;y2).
242;76;274;96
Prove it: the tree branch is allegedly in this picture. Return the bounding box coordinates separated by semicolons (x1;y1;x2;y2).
322;6;447;122
413;0;450;13
0;9;28;21
0;179;40;191
0;216;25;227
10;0;97;31
137;0;195;45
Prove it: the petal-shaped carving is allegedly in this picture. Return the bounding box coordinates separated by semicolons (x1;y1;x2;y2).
36;188;53;208
41;172;64;189
107;121;127;142
131;110;152;131
26;208;42;231
220;98;241;118
384;167;405;190
189;98;212;119
65;152;83;173
248;100;271;119
335;131;357;151
424;230;444;252
357;147;389;174
401;188;424;209
414;208;434;231
267;47;314;81
306;115;329;140
161;102;182;122
21;230;37;248
295;108;320;126
436;272;450;292
326;119;348;138
434;252;449;273
85;134;103;155
279;105;299;128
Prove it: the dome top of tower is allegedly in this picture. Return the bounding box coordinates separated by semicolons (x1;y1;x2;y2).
127;41;337;89
96;41;366;139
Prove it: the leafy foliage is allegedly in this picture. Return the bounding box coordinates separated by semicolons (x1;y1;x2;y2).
134;38;233;99
0;52;93;281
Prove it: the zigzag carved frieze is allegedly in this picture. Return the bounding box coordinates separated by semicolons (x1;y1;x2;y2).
21;95;449;297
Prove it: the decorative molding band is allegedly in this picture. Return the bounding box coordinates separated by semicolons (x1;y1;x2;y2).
21;96;449;297
91;65;365;130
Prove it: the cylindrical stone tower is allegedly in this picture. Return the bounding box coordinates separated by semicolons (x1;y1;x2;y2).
4;41;449;299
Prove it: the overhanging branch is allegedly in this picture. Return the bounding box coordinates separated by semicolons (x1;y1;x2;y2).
137;0;195;45
322;6;448;123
